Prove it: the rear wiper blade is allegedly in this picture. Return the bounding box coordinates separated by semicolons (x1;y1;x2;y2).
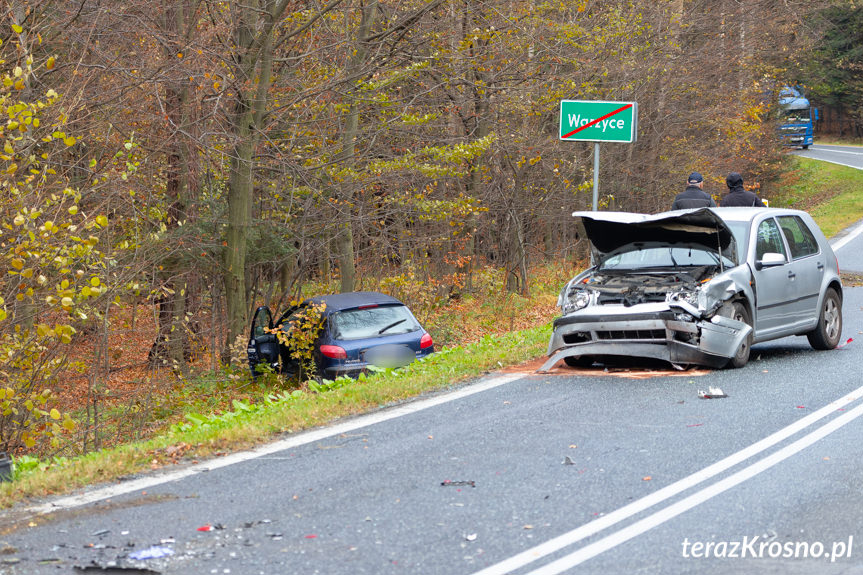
378;318;406;334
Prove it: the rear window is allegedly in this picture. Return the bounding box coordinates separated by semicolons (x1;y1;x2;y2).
330;305;421;340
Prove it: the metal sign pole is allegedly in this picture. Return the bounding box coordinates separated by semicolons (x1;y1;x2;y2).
592;142;600;211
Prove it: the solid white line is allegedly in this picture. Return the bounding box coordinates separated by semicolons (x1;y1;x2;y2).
23;373;524;517
470;384;863;575
529;401;863;574
799;156;863;171
809;148;863;156
831;220;863;252
809;147;863;156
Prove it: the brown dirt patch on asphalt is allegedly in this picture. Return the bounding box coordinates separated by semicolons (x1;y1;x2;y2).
500;356;711;379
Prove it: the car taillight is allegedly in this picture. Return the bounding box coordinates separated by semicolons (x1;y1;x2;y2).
320;345;347;359
420;333;433;349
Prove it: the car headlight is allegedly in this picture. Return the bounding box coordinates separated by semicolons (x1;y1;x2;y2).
563;289;591;314
666;289;698;307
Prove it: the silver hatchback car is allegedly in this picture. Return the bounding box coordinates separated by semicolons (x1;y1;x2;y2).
543;207;843;370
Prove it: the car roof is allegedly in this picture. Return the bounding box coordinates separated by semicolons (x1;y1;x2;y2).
304;291;405;312
709;206;814;223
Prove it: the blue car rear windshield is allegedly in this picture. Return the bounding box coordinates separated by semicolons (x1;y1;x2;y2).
330;305;421;340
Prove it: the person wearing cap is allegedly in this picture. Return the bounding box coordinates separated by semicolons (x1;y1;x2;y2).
719;172;765;207
671;172;716;210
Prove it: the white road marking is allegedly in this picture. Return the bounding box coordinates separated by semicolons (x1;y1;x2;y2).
809;147;863;156
471;384;863;575
831;220;863;252
22;373;524;517
801;157;863;171
528;401;863;574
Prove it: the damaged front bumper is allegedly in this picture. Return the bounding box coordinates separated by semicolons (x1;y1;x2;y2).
540;302;751;371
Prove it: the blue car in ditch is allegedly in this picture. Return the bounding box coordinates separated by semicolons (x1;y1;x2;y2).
247;291;434;379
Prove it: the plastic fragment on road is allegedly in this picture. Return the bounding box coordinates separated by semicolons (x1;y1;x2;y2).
563;456;575;466
196;524;225;532
75;561;163;573
441;480;475;487
837;337;854;349
465;533;477;541
128;546;175;561
698;386;727;399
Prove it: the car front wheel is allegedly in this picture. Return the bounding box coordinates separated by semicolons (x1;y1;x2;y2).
724;301;752;369
807;288;842;350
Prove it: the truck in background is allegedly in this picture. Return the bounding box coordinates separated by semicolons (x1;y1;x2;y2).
778;86;819;149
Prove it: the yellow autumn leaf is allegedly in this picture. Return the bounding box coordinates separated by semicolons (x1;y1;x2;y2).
50;408;61;420
11;24;22;34
46;56;55;70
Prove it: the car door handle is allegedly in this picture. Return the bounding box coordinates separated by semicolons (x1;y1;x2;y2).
787;271;796;279
816;262;824;271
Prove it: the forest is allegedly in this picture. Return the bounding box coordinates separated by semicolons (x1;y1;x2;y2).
1;0;861;456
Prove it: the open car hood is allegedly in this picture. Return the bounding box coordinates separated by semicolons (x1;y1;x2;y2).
573;208;737;264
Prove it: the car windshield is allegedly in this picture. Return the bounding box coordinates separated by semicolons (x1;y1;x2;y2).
724;220;749;259
330;305;421;340
599;246;735;270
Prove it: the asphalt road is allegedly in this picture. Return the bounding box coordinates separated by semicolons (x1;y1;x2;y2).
2;300;863;574
794;143;863;171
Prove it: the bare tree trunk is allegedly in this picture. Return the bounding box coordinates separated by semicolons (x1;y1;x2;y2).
332;0;378;293
224;0;274;352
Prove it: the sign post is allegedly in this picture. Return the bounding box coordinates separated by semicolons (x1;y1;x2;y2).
559;100;637;210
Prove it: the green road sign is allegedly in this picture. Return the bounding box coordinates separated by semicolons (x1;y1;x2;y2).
559;100;638;143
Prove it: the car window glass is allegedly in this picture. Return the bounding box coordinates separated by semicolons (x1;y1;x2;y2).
725;221;749;260
251;307;273;337
777;215;819;260
755;218;787;260
600;247;732;270
331;305;420;340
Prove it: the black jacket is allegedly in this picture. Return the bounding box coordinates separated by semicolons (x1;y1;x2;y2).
720;185;765;207
671;185;716;210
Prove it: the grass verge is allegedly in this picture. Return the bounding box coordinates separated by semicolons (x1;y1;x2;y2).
771;155;863;237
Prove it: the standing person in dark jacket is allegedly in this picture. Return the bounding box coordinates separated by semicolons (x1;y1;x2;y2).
671;172;716;210
720;172;765;207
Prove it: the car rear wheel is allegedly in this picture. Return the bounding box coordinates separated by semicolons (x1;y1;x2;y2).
564;355;595;368
724;302;752;369
807;288;842;350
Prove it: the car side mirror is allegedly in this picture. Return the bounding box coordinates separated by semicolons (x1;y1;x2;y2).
755;252;785;270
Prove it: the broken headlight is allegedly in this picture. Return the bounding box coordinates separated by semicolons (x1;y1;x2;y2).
666;288;698;307
563;289;592;314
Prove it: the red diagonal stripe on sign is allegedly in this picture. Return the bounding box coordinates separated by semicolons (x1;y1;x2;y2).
562;103;633;139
